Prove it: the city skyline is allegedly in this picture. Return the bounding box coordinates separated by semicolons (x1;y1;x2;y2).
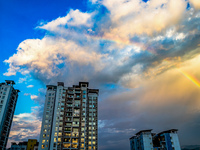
0;0;200;149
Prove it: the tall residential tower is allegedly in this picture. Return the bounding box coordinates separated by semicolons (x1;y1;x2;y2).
0;80;20;149
39;82;99;150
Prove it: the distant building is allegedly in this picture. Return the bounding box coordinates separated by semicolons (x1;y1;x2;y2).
130;129;153;150
0;80;20;149
38;82;99;150
9;139;38;150
10;141;27;150
153;129;181;150
130;129;181;150
27;139;38;150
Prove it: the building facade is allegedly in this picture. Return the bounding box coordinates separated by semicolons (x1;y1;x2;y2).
0;80;20;149
130;129;181;150
130;130;153;150
39;82;99;150
27;139;38;150
153;129;181;150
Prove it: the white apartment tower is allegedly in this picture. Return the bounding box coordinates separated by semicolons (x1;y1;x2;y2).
0;80;20;149
39;82;99;150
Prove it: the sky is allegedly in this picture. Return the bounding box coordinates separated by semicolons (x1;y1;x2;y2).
0;0;200;149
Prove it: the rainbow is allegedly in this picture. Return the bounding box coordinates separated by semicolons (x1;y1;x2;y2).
178;69;200;88
87;33;200;89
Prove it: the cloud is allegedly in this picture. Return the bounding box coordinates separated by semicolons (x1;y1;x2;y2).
27;85;34;88
7;106;42;148
24;93;30;96
4;1;200;149
18;77;28;83
30;95;38;100
98;54;200;149
189;0;200;10
4;37;106;83
101;0;187;42
38;9;94;33
4;1;200;88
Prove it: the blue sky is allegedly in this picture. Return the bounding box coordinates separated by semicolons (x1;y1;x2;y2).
0;0;88;114
1;0;200;149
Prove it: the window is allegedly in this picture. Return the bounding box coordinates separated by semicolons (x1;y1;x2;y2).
43;129;47;133
42;140;45;143
58;138;61;142
63;143;70;148
41;145;45;149
58;132;62;136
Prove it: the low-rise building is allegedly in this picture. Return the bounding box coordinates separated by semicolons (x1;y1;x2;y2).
10;141;27;150
8;139;38;150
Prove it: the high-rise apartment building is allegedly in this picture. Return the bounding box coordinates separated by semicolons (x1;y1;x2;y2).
0;80;20;149
39;82;99;150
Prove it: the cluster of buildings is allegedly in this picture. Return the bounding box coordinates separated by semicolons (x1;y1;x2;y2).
8;139;38;150
0;80;99;150
129;129;181;150
0;80;182;150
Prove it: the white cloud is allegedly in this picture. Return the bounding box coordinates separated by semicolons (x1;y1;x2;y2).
7;106;42;148
4;37;106;79
18;77;27;83
30;95;38;100
189;0;200;9
38;88;46;94
38;9;94;32
101;0;187;42
27;85;34;88
3;66;19;76
24;93;30;96
3;0;200;88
